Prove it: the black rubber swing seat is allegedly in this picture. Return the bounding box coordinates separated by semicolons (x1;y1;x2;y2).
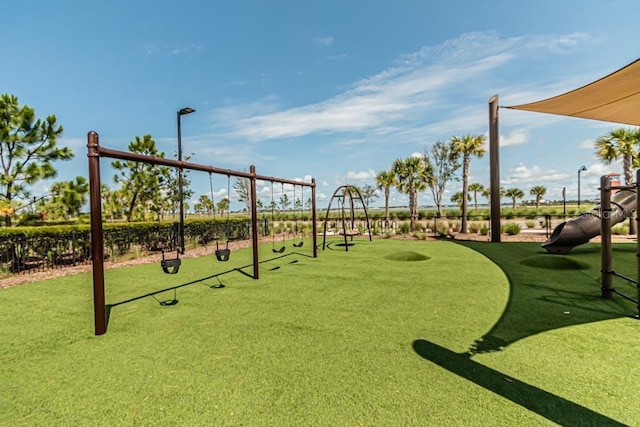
272;247;285;253
161;257;181;274
293;241;304;248
215;248;231;262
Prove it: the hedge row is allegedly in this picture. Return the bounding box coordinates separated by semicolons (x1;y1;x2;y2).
0;217;251;272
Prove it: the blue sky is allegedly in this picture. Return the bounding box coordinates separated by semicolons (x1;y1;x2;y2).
3;0;639;210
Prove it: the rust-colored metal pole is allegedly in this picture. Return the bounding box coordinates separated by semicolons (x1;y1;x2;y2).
88;131;106;335
601;175;613;299
489;95;501;243
311;178;317;258
250;165;259;279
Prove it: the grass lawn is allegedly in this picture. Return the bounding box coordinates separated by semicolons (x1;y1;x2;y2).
1;237;638;425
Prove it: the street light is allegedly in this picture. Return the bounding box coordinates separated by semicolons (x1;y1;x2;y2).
177;107;196;254
577;165;587;210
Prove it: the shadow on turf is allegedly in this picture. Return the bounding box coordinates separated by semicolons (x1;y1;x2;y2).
412;339;625;426
104;251;309;330
452;241;634;354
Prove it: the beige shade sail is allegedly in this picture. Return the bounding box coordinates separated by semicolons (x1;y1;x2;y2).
506;58;640;126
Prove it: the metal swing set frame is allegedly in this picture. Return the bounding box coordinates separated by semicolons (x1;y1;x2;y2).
87;131;317;335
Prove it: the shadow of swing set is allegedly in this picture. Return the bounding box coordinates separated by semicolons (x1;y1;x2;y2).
87;131;318;335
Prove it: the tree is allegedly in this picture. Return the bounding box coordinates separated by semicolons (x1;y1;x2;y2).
451;134;486;233
391;156;429;232
111;135;170;222
198;194;214;215
504;188;524;210
358;184;378;207
468;183;484;212
0;94;71;225
481;186;505;206
595;127;639;187
279;193;290;211
595;126;640;234
216;197;230;216
529;186;547;209
165;153;194;220
375;170;396;223
233;175;251;212
101;184;124;221
451;191;471;209
45;176;89;219
422;140;461;218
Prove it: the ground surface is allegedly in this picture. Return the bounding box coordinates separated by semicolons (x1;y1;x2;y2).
1;231;634;289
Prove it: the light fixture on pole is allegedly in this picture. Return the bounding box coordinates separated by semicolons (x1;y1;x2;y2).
577;165;586;210
177;107;196;254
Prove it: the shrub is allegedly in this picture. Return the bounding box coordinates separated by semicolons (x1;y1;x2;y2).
612;224;629;235
525;220;536;229
480;225;490;236
398;221;410;234
468;222;482;234
412;231;427;240
503;222;521;235
436;223;450;237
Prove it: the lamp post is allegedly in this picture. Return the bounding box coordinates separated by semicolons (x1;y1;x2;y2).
562;187;566;216
577;165;586;210
177;107;195;254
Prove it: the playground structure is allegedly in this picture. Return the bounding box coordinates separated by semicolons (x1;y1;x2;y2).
540;175;639;316
87;131;317;335
597;174;640;314
321;185;372;251
542;184;636;254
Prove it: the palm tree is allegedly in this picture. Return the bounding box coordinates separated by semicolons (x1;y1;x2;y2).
595;127;639;186
198;194;214;215
529;186;547;209
595;127;640;234
451;191;471;209
375;170;396;223
451;134;486;233
504;188;524;210
481;186;505;206
391;156;429;232
468;183;484;212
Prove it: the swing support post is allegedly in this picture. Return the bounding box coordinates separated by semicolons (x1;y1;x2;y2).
88;132;106;336
250;165;260;279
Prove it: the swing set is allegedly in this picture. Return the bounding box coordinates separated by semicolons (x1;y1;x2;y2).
321;185;372;251
87;131;318;335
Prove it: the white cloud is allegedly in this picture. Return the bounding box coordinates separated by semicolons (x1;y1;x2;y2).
346;169;376;181
210;30;591;146
578;138;595;149
314;36;334;47
500;129;527;147
142;43;202;56
501;163;570;186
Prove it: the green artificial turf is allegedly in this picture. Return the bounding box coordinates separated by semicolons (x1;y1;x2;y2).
0;238;638;425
